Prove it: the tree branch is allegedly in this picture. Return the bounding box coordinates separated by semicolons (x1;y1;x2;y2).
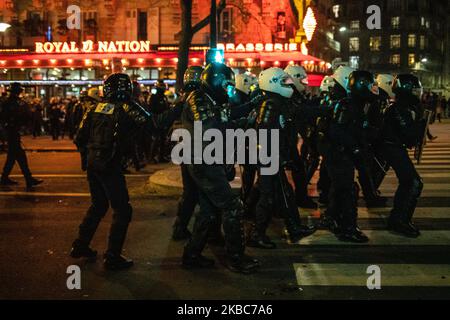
177;0;227;36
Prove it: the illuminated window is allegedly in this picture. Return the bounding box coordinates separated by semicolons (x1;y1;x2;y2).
370;36;381;51
390;35;401;49
219;8;233;40
349;37;359;52
408;34;416;47
408;53;416;67
350;20;360;30
420;35;426;49
349;56;359;69
391;17;400;29
390;54;401;66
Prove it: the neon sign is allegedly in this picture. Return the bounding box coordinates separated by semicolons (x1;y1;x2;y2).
303;7;317;42
218;43;298;52
35;40;151;54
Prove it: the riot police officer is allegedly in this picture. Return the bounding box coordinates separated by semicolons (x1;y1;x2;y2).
370;74;396;191
316;67;354;208
172;66;204;241
325;70;379;243
231;73;260;209
380;74;425;238
149;79;170;163
181;62;260;274
0;82;43;190
70;73;152;270
283;65;319;209
248;67;316;249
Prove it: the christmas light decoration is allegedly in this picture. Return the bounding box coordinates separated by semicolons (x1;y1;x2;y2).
303;7;317;42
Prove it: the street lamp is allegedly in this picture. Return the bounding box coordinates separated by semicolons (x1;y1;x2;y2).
0;23;11;48
339;26;347;32
0;23;11;33
421;58;428;63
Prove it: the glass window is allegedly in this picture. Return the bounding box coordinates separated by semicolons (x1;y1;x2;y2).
350;20;360;30
390;54;401;65
390;35;401;49
370;36;381;51
349;37;359;52
391;16;400;29
349;56;359;69
408;53;416;66
408;34;416;47
419;35;426;49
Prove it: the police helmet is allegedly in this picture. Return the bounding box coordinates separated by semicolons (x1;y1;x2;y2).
392;74;423;100
348;70;378;99
183;66;204;89
87;87;101;101
332;66;355;93
103;73;132;102
201;62;235;101
284;65;308;93
376;74;395;99
235;73;258;95
258;67;294;99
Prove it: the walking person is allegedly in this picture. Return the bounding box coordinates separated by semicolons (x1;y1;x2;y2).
0;83;43;190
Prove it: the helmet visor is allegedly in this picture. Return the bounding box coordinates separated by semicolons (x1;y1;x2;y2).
222;80;236;99
281;75;294;87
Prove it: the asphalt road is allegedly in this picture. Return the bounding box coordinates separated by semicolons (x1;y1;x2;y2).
0;122;449;300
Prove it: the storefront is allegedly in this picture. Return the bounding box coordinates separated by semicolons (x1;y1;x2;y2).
0;40;330;97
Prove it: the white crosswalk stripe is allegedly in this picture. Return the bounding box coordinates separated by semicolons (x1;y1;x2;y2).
292;127;450;290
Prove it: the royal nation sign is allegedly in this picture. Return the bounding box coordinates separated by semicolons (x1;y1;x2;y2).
217;43;298;52
35;40;151;54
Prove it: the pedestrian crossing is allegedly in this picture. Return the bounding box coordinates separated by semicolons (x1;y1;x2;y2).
288;135;450;294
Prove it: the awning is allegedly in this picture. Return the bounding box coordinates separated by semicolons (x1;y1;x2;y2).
307;74;325;87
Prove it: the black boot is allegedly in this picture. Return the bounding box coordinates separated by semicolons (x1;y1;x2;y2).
70;239;97;260
337;227;369;243
285;224;316;243
317;214;340;234
387;217;421;238
226;255;260;274
103;253;134;271
182;253;215;269
0;177;19;185
26;177;43;191
247;233;276;249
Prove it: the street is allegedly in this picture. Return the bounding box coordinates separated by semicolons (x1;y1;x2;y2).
1;122;449;300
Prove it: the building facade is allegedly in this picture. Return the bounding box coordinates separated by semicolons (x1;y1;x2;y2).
331;0;449;93
0;0;334;96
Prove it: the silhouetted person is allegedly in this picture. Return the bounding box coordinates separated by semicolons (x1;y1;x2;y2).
0;83;43;190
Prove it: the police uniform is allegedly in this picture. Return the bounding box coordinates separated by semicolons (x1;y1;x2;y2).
71;73;151;270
